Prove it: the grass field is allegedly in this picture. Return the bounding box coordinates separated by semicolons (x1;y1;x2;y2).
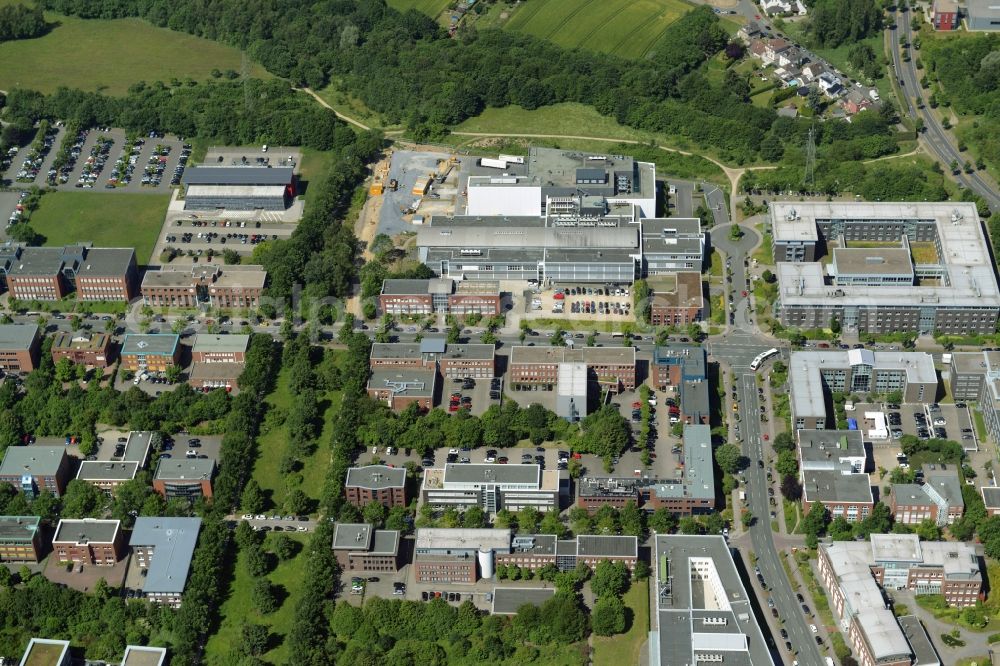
454;103;654;142
204;531;310;665
504;0;692;58
0;12;270;96
387;0;452;17
592;580;650;666
29;192;169;265
252;363;343;511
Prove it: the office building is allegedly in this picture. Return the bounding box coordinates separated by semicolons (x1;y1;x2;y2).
140;264;267;308
413;528;512;584
771;202;1000;335
496;533;638;572
120;334;180;373
182;166;295;211
933;0;960;28
891;466;963;526
797;430;866;473
983;486;1000;516
17;639;72;666
898;616;941;666
191;334;250;363
344;465;407;509
640;219;706;274
152;457;215;500
1;245;137;301
0;323;41;372
421;464;560;513
648;272;704;326
187;362;243;392
50;331;113;368
379;278;501;315
509;345;636;392
129;517;202;607
650;535;774;666
0;446;72;497
789;350;936;429
801;470;874;522
465;147;656;219
369;340;496;379
76;431;155;494
0;516;42;562
331;523;401;572
366;367;436;412
555;362;587;422
120;646;167;666
577;425;715;515
967;0;1000;29
52;518;125;566
652;345;706;390
950;351;1000;447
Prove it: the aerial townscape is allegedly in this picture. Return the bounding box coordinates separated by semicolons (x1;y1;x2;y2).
0;0;999;665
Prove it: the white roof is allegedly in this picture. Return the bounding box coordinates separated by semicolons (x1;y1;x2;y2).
185;185;287;197
415;528;511;551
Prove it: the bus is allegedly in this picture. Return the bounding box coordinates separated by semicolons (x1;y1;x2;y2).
749;348;780;371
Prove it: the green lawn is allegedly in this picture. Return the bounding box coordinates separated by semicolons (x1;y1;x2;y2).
454;103;655;142
29;192;169;266
252;363;343;511
504;0;693;58
312;80;403;131
387;0;452;18
204;531;310;665
0;12;270;96
592;580;650;666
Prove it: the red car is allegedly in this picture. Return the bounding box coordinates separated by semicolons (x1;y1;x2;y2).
553;292;565;300
763;434;770;441
741;290;748;297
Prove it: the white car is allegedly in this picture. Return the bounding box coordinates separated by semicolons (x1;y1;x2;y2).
255;514;266;520
933;418;946;426
297;526;307;532
810;624;818;633
484;455;497;463
372;446;378;455
241;514;253;520
449;448;460;455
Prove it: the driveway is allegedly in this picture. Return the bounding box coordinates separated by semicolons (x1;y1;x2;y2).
702;181;731;226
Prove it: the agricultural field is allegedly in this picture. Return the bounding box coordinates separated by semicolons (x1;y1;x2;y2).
501;0;694;58
0;12;270;96
28;192;169;265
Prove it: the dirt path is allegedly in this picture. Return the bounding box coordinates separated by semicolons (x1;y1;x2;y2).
300;87;372;131
862;145;925;164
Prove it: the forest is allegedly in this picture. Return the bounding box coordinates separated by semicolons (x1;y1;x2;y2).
0;3;49;41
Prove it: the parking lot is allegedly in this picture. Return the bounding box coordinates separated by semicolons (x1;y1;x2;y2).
858;401;977;450
442;375;502;417
522;284;634;322
2;123;63;186
159;432;222;464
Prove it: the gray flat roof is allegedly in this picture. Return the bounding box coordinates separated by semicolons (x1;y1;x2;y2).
345;465;406;490
370;343;420;359
682;425;715;500
576;534;637;558
802;470;873;504
188;363;243;381
0;446;66;477
492;586;555;614
129;517;202;595
51;331;109;352
192;334;250;354
898;616;941;666
509;534;557;556
833;247;913;276
18;639;70;666
982;486;1000;509
418;223;638;251
798;430;866;467
121;646;167;666
367;368;436;397
0;516;40;542
510;345;635;366
415;528;512;551
125;431;156;464
77;461;139;481
371;530;400;555
951;351;992;375
154;457;215;481
893;483;931;505
6;247;63;276
380;278;439;295
924;469;963;508
78;248;135;276
654;535;774;666
183;166;294;186
121;334;179;357
53;518;120;544
332;523;373;551
967;0;1000;18
442;463;540;485
0;324;38;350
141;265;267;290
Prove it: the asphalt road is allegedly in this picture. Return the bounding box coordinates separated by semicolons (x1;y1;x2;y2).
889;8;1000;212
667;179;695;217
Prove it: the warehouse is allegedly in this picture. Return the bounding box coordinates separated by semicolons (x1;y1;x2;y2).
181;166;295;211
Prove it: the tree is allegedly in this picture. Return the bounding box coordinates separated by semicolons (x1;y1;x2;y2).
362;500;388;527
241;480;265;514
619;501;645;538
165;364;182;384
463;505;486;528
591;596;627;635
633;559;651;581
284;489;310;516
780;474;802;501
801;505;830;538
54;357;76;383
741;509;753;528
245;543;272;578
772;431;794;452
679;516;702;534
272;533;297;560
829;515;854;541
60;479;104;518
239;622;269;656
518;506;541;533
915;518;941;541
715;443;743;474
251;578;278;614
591;560;630;599
775;450;799;477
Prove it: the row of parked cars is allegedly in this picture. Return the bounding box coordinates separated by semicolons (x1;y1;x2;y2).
76;136;114;188
14;126;58;183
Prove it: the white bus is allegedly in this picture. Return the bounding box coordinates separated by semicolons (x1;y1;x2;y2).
750;348;780;371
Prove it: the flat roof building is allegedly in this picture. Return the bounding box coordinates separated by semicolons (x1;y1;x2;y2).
76;430;155;495
331;523;401;572
366;367;436;412
141;264;267;309
414;528;512;584
52;518;125;566
651;535;774;666
798;429;866;474
465;147;656;219
898;615;941;666
153;457;215;500
120;646;167;666
789;350;937;430
771;202;1000;335
491;586;556;614
966;0;1000;30
50;331;113;368
120;334;180;373
801;469;874;522
2;245;136;302
0;515;42;562
648;272;705;327
0;323;41;373
344;465;407;509
0;446;72;497
509;345;636;392
182;166;295;210
497;533;638;572
369;340;496;379
191;334;250;363
891;469;966;526
17;639;71;666
422;463;560;513
129;517;202;607
379;278;501;316
983;486;1000;516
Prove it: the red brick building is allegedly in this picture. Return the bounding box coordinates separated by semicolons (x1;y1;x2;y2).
75;248;138;301
3;247;67;301
801;470;874;522
191;334;250;363
50;331;113;368
0;324;41;373
369;341;496;379
508;346;636;392
649;272;704;327
52;519;125;566
141;265;266;308
933;0;959;29
152;457;214;501
379;278;501;316
345;465;407;509
0;445;72;497
331;523;401;572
